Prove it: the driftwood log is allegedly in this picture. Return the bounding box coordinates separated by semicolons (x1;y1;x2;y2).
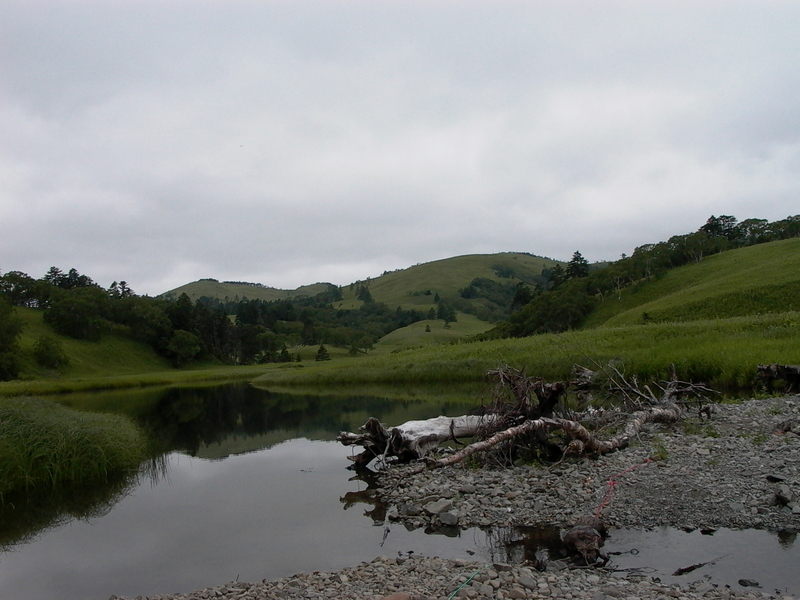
757;363;800;392
337;415;496;469
337;364;716;472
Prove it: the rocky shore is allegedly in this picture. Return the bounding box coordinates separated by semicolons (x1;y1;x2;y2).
111;395;799;600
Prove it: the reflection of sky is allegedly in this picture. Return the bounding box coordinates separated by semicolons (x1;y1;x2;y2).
605;527;799;595
1;439;798;599
0;439;482;600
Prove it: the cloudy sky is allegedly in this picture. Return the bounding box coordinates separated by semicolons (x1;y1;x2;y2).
2;1;799;296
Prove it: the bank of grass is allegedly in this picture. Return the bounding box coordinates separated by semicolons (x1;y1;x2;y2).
0;396;149;498
253;312;800;390
0;363;280;397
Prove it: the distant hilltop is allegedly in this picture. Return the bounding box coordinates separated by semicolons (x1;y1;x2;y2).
159;251;561;306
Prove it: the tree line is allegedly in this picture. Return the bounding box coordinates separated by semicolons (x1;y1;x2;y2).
0;269;430;380
488;214;800;338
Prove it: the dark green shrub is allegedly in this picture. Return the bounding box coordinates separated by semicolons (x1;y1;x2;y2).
33;335;69;369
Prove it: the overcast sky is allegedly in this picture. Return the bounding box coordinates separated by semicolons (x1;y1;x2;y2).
2;1;799;296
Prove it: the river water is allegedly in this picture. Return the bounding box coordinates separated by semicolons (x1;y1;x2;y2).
0;383;797;599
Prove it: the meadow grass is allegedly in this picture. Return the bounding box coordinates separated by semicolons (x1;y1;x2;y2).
0;396;149;497
375;315;493;351
253;312;800;390
14;306;171;380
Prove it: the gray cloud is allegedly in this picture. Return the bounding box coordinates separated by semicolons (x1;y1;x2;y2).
2;0;799;295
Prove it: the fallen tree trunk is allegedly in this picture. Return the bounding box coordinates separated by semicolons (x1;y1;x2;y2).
416;402;681;473
337;414;496;469
339;402;682;473
338;364;710;472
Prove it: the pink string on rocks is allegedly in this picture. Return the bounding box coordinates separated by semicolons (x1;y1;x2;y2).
594;458;652;519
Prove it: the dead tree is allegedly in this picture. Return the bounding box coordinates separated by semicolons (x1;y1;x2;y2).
337;364;716;472
337;415;496;469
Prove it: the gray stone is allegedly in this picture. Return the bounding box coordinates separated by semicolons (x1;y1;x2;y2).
424;498;455;515
518;574;537;590
776;484;794;505
439;511;459;526
545;560;567;572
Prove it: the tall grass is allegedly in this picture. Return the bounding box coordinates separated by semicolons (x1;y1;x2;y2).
0;396;149;497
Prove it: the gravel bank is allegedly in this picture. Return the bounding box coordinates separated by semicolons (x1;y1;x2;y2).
111;396;800;600
382;395;800;533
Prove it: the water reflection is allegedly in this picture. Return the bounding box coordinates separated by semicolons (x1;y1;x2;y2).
5;382;797;600
139;383;479;458
1;383;479;553
0;455;169;552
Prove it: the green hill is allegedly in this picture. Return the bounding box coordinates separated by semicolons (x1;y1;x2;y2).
160;253;561;346
164;253;559;310
161;279;332;303
338;252;558;308
583;237;800;328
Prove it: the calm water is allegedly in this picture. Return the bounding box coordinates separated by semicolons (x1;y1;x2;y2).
0;383;797;599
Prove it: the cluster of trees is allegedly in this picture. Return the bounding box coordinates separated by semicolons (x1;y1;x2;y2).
200;284;428;356
0;268;433;380
491;214;800;338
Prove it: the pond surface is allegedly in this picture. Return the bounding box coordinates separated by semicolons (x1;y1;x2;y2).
0;383;797;599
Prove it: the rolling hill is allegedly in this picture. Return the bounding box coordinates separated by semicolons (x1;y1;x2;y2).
162;252;560;311
336;252;558;310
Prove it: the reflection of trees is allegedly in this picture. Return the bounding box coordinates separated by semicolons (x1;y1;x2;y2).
0;455;168;551
139;384;476;457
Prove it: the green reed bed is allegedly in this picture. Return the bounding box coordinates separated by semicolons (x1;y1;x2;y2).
0;396;148;498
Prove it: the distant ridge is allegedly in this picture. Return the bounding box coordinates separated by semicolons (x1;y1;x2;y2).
160;280;333;303
160;251;562;308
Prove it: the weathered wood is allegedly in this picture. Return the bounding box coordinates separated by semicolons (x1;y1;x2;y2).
416;402;681;472
757;363;800;392
337;415;495;468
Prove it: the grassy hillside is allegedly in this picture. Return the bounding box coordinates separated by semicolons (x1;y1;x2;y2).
162;280;332;302
583;238;800;328
0;308;275;396
14;307;170;379
375;314;494;351
251;238;800;392
337;252;558;310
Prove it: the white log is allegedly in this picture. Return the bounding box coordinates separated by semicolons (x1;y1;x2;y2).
393;415;496;457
